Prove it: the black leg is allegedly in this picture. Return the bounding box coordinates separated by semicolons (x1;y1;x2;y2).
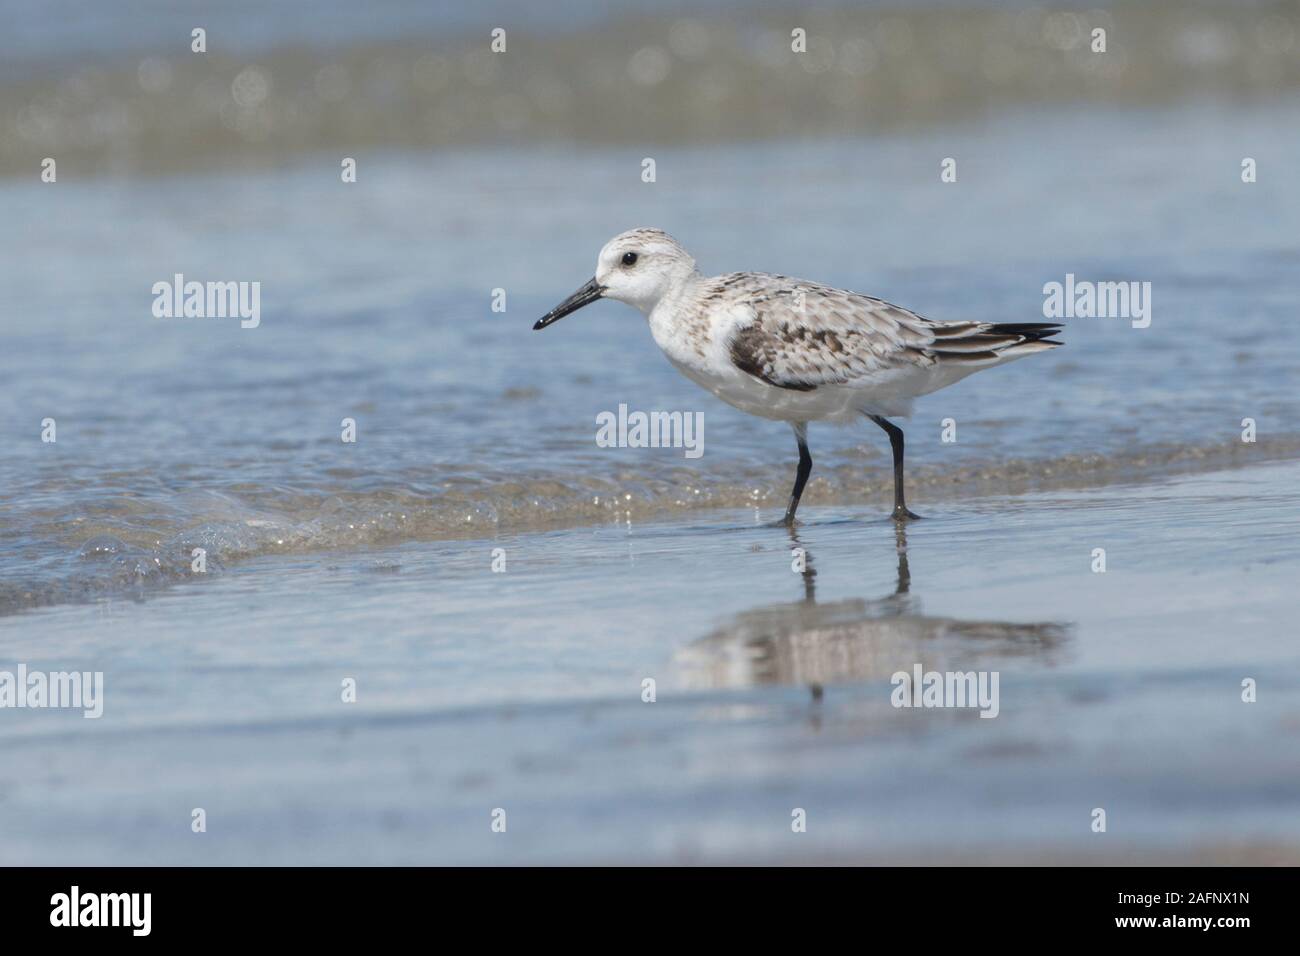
783;423;812;525
868;415;920;522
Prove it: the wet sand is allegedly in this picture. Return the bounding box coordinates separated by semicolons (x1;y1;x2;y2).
3;459;1297;865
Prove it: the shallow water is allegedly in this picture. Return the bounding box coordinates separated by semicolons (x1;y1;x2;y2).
3;101;1299;613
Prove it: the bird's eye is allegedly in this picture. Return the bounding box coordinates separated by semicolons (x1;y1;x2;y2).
622;252;638;266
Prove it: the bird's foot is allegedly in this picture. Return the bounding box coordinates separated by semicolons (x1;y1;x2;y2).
891;506;922;523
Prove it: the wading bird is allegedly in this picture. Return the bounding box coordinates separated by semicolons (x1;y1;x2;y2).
535;228;1061;523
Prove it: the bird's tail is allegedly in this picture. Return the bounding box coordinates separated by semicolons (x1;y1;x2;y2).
926;321;1063;364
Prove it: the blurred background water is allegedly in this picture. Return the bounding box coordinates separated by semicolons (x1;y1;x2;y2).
5;0;1299;175
1;0;1299;864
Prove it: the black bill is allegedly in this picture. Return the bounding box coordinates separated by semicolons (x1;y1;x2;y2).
533;277;604;330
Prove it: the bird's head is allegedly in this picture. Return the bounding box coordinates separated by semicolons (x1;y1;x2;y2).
534;228;696;330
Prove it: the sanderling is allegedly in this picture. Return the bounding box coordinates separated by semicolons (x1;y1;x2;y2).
535;228;1062;523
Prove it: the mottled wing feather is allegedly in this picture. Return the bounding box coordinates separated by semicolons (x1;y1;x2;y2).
721;274;935;390
719;273;1060;390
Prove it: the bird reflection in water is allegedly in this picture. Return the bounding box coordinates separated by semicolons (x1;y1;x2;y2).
675;525;1070;691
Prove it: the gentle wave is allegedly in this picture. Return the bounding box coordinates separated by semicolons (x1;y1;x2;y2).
2;434;1294;617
